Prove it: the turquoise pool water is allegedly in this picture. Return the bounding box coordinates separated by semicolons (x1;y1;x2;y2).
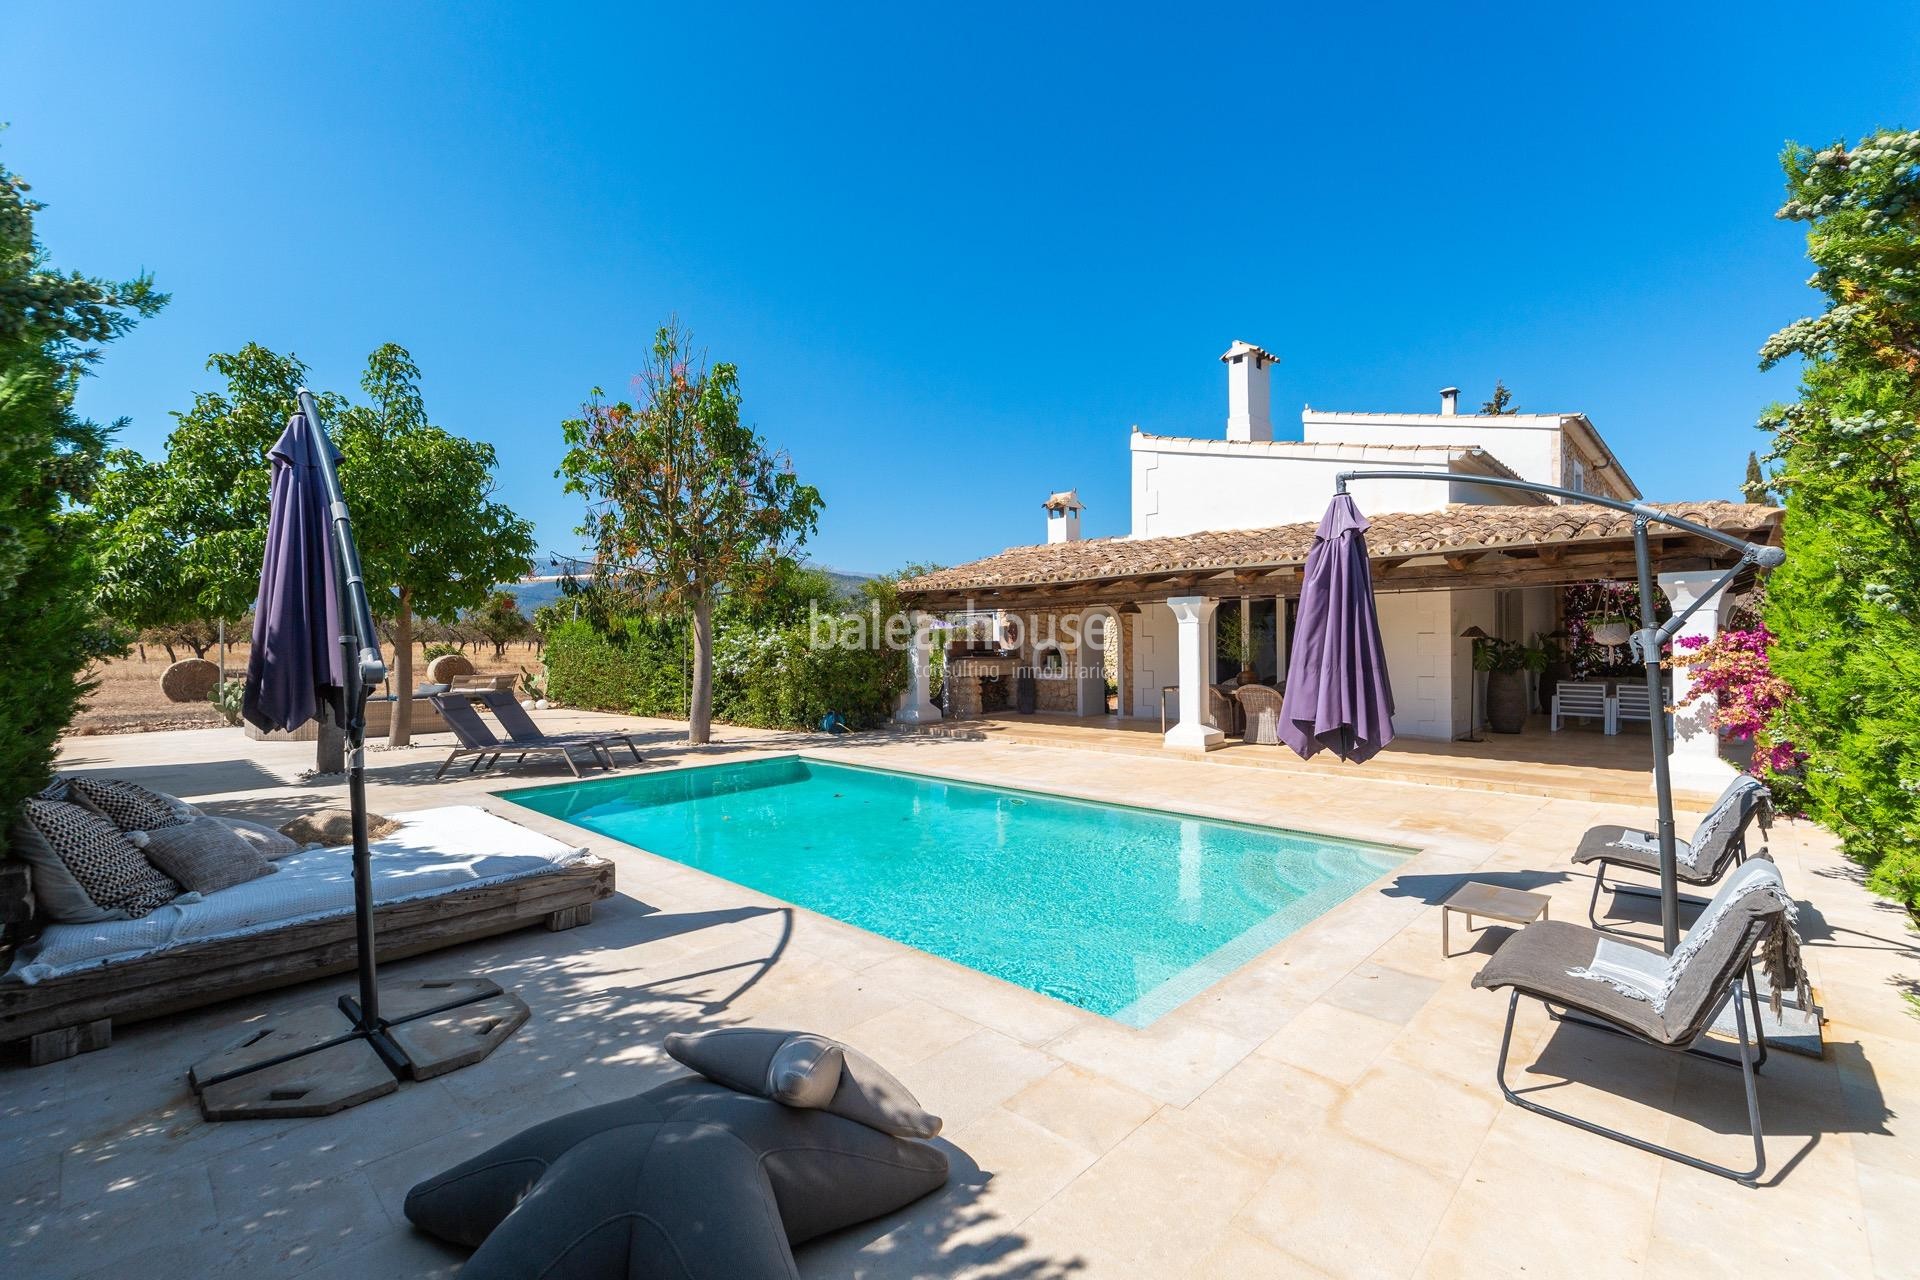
501;757;1408;1026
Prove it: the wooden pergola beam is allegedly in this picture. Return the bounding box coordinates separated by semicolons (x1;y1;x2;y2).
898;537;1744;612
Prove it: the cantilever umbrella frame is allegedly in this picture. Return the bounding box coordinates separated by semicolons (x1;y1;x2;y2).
190;390;525;1120
1334;470;1785;955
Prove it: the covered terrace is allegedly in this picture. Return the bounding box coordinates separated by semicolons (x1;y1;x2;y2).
893;500;1783;800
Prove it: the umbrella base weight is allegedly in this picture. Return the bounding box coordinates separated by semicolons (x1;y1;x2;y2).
189;976;528;1121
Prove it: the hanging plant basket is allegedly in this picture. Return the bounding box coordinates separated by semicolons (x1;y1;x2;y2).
1590;619;1633;648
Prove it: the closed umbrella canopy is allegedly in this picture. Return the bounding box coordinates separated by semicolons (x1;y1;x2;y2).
242;412;344;734
1279;494;1396;764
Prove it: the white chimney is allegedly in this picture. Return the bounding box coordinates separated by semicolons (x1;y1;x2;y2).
1221;341;1277;442
1440;386;1460;416
1042;490;1084;544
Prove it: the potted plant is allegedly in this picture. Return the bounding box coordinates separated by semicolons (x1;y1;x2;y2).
1473;637;1550;734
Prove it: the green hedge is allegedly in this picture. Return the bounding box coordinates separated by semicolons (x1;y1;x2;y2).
543;611;906;732
542;616;690;718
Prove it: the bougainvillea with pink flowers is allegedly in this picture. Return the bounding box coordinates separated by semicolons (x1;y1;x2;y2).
1671;623;1801;775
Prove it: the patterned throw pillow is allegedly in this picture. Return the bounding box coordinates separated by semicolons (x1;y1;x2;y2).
20;798;181;919
67;778;185;834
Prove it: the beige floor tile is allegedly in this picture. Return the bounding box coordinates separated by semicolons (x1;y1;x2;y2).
7;1165;217;1278
1235;1126;1455;1277
1043;1015;1260;1106
1322;961;1444;1026
1329;1058;1499;1180
1418;1112;1657;1279
1856;1159;1920;1280
1254;1000;1401;1085
1018;1110;1268;1277
842;1000;986;1070
1179;1053;1345;1166
894;1029;1061;1132
1187;1224;1329;1277
1002;1063;1161;1159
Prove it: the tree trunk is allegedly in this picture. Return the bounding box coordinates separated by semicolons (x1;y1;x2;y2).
390;587;415;747
316;700;346;774
688;593;713;746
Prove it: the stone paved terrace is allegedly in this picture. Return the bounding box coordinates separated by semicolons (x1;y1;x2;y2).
5;713;1918;1278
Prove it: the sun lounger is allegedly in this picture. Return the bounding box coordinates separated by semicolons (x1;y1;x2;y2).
1472;857;1806;1183
430;694;609;780
1573;775;1771;933
474;689;644;767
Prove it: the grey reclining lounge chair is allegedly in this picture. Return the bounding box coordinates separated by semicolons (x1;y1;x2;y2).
1472;857;1806;1184
474;689;645;767
1573;774;1772;934
429;693;610;780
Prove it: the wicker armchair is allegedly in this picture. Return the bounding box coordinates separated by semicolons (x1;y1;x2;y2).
1232;684;1285;745
1207;684;1243;736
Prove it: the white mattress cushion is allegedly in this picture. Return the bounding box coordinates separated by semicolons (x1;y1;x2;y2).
7;806;590;985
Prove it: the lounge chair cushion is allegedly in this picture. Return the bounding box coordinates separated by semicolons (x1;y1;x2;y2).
1472;920;1669;1042
67;777;187;834
137;817;278;895
404;1076;950;1251
452;1121;798;1280
666;1026;943;1139
12;798;183;923
1571;826;1709;880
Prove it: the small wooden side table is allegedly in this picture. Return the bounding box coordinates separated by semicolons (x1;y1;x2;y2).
1441;882;1550;957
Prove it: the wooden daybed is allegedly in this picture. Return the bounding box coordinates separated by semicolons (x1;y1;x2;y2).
0;813;614;1067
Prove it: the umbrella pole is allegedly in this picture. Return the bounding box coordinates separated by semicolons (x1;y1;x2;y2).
1631;517;1682;955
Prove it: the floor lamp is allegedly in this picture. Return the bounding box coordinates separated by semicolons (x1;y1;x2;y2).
1459;625;1492;743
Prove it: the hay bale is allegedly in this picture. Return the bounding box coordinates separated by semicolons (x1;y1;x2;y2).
279;809;403;847
425;652;475;684
160;658;221;704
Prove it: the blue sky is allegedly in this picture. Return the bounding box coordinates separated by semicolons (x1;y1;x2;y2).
7;4;1918;574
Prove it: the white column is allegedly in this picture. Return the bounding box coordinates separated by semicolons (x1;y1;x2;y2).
1657;570;1738;793
1163;595;1223;752
893;611;941;724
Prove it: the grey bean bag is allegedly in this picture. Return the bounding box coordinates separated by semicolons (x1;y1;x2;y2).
456;1121;798;1280
405;1029;950;1265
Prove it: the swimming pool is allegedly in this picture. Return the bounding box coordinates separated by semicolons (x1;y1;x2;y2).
501;757;1409;1026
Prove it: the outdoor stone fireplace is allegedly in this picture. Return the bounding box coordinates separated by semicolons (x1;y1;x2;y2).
943;653;1020;718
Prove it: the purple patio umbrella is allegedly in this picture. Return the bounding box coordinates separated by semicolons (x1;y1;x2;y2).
1279;493;1396;763
207;394;402;1086
242;412;347;736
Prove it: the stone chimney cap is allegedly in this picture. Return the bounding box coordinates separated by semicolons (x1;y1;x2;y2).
1042;489;1085;512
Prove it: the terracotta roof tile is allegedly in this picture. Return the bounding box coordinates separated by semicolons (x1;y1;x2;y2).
897;501;1781;596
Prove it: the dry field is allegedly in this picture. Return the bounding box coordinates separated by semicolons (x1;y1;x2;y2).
71;641;545;735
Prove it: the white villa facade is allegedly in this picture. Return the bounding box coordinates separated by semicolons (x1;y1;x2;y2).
895;343;1779;792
